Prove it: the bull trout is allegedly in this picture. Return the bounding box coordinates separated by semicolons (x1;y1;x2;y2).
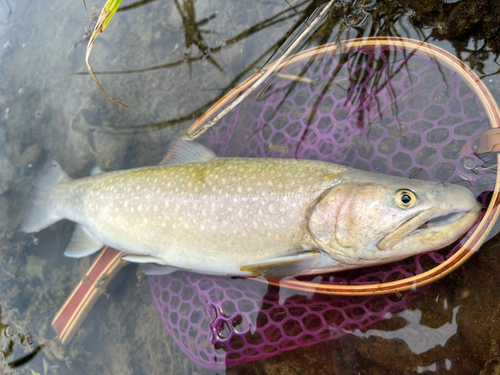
21;139;481;278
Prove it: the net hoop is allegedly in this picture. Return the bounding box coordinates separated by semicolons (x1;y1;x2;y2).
187;37;500;295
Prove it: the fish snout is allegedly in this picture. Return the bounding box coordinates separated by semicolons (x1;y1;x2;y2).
432;183;478;214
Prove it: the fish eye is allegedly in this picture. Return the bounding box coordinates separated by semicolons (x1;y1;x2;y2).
395;190;417;209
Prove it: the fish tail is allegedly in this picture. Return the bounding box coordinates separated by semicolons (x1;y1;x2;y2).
20;160;70;233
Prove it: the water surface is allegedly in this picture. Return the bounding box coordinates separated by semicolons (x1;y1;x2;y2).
1;0;500;374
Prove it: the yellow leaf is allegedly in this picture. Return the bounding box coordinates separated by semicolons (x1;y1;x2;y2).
102;0;122;31
85;0;128;108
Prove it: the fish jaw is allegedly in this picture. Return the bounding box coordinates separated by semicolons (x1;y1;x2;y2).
378;200;481;261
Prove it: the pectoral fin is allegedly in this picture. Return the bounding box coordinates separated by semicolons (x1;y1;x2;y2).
240;250;338;279
64;225;104;258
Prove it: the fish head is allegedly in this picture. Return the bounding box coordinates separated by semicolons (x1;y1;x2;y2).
308;170;482;267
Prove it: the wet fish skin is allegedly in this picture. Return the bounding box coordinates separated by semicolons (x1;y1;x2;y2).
21;140;481;277
50;157;344;274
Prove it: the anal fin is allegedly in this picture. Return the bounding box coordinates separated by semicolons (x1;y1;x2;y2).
121;254;178;275
64;225;104;258
138;264;179;276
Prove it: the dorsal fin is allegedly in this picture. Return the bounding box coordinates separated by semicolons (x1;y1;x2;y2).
160;137;216;166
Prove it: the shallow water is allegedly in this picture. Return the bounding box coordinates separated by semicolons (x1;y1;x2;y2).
2;0;500;374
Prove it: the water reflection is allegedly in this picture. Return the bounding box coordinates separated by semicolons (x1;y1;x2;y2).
352;306;458;355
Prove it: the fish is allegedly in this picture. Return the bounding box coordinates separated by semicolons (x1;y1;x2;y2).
20;138;481;278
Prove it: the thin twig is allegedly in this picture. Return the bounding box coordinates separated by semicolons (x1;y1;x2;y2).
183;0;334;140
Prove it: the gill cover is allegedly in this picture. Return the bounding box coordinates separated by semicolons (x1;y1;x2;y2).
308;182;405;262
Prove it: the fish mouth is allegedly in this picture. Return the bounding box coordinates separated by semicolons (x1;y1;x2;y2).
411;211;467;233
377;203;481;252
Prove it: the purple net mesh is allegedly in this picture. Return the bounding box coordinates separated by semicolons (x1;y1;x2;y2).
149;272;425;370
149;42;497;369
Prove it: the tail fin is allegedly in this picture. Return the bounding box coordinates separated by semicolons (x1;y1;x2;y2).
20;160;69;233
